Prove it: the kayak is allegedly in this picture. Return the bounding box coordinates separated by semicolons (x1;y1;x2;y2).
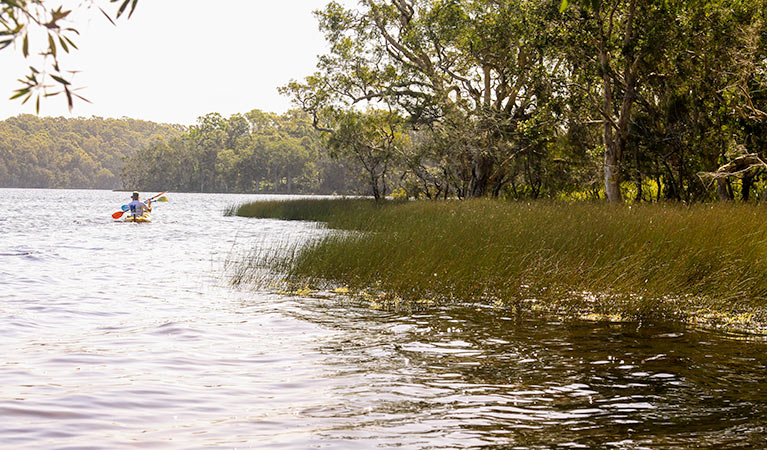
124;214;151;223
123;213;152;223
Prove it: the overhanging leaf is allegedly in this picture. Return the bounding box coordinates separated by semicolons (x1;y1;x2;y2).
9;88;29;100
64;36;78;50
50;74;71;85
116;0;130;19
129;0;139;18
65;86;73;111
48;33;56;57
59;36;69;53
100;7;117;26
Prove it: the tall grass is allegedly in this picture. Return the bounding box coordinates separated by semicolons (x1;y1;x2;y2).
233;198;384;228
235;198;767;326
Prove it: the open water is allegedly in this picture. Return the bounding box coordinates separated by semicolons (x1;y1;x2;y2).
2;188;767;449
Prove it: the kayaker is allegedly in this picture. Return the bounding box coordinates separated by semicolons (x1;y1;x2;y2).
127;192;152;217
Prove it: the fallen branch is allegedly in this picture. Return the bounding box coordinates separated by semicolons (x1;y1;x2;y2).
697;153;767;188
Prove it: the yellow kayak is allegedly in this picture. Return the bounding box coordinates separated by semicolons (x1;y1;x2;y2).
123;213;152;223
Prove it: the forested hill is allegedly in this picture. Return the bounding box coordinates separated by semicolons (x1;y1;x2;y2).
0;115;184;189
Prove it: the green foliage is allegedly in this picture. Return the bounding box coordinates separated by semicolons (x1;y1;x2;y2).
0;114;180;189
560;0;601;12
284;0;565;198
120;109;368;195
280;0;767;203
324;109;408;200
5;0;767;202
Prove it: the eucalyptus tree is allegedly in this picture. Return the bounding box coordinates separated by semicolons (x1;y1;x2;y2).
401;123;465;199
561;0;767;202
324;108;408;201
224;113;251;150
557;0;668;202
283;0;562;198
265;138;312;193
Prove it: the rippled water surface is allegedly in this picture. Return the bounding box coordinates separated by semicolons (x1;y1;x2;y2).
2;189;767;449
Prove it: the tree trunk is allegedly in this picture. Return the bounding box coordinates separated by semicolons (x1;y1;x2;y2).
604;143;622;202
287;171;293;194
598;0;639;203
716;178;732;201
742;173;753;201
599;27;622;203
370;173;381;201
633;140;643;202
469;150;493;197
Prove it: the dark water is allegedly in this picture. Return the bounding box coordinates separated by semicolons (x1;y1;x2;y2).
1;189;766;449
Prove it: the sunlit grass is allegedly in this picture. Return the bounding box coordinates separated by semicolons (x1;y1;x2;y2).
234;198;767;328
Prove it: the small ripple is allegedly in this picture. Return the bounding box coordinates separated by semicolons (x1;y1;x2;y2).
0;251;33;257
148;322;204;340
0;406;89;420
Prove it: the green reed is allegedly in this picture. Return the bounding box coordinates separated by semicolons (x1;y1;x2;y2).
235;198;767;325
233;198;383;228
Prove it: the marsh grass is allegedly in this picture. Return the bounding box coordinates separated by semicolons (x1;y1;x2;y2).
235;198;767;327
224;239;293;287
234;198;386;228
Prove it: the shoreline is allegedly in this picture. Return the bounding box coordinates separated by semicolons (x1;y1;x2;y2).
233;198;767;333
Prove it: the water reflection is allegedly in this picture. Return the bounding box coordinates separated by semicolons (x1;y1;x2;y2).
283;299;767;448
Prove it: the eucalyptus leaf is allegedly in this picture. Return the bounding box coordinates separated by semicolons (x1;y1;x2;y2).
47;33;56;57
50;74;71;86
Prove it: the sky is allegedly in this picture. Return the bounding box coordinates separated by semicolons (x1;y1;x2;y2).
0;1;344;125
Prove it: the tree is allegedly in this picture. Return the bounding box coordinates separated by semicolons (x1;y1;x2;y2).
560;0;767;203
188;112;226;192
325;109;407;200
558;0;655;202
283;0;561;198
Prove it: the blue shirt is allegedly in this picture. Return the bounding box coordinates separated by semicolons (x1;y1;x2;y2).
127;199;149;216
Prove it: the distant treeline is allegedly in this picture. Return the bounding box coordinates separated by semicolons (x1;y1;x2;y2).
0;111;369;195
121;110;365;195
0;115;182;189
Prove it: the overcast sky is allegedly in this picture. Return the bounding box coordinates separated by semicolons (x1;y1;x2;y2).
0;1;343;125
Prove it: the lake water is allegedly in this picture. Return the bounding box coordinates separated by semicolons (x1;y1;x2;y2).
2;188;767;449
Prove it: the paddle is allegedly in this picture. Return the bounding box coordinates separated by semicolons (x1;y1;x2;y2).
147;191;168;201
112;191;167;219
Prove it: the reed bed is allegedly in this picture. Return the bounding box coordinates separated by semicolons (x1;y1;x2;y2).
233;198;384;228
235;198;767;327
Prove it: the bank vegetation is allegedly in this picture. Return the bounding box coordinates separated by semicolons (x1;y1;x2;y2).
233;198;767;331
